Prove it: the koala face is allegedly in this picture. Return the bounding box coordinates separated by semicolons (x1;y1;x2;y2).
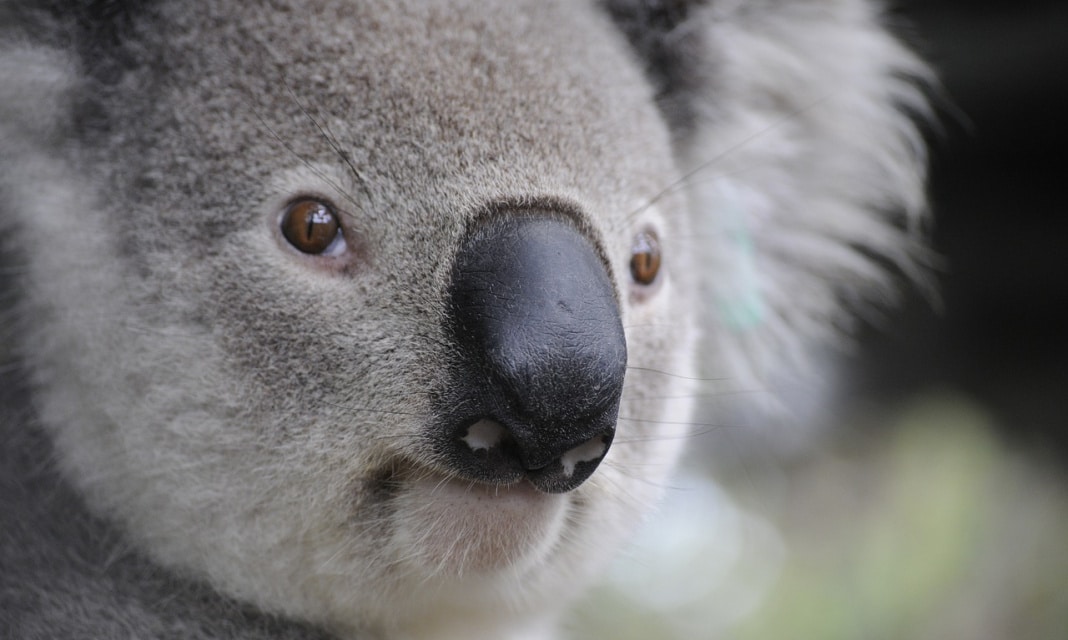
4;1;698;636
0;0;927;638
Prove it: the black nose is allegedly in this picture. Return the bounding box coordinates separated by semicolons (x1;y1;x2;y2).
440;213;626;493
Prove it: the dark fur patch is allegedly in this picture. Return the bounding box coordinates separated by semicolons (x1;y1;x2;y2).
602;0;715;134
8;0;153;80
5;1;160;138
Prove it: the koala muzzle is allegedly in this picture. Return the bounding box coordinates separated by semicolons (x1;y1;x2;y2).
443;214;626;494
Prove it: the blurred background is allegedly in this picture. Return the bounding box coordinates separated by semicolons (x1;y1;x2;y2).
568;1;1068;638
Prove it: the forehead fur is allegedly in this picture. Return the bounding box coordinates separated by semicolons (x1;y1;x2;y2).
46;1;677;255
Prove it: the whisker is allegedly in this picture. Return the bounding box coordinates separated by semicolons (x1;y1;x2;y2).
320;402;424;419
625;389;773;401
615;415;747;437
252;110;363;214
598;460;679;493
622;321;689;331
616;94;833;228
625;365;720;382
280;81;376;211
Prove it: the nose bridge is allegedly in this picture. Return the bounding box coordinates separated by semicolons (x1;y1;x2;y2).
451;213;627;411
472;219;622;395
443;211;627;493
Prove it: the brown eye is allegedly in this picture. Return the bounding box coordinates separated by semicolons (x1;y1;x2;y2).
630;230;661;286
281;199;342;255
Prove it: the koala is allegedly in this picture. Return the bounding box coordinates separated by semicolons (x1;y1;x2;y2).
0;1;928;639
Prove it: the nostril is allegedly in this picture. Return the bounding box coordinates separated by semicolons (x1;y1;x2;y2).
450;418;526;485
461;418;507;452
559;434;609;478
524;425;615;494
448;416;615;493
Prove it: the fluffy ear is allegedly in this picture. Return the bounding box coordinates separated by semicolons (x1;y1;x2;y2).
611;0;931;408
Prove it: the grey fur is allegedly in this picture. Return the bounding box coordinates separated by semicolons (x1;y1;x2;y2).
0;1;928;638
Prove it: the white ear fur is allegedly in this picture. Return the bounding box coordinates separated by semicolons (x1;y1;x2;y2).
686;1;931;408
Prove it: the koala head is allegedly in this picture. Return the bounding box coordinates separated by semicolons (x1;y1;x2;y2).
0;0;927;638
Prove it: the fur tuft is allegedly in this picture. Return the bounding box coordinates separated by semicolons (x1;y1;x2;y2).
684;1;932;404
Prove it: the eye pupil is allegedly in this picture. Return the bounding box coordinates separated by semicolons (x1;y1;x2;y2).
281;199;340;254
630;230;661;286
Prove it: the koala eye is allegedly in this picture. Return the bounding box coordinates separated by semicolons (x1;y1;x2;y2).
630;230;661;286
280;198;344;255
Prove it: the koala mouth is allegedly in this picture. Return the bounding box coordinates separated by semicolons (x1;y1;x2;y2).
382;458;572;576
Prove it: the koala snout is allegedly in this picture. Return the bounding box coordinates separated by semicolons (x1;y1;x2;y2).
442;214;627;494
